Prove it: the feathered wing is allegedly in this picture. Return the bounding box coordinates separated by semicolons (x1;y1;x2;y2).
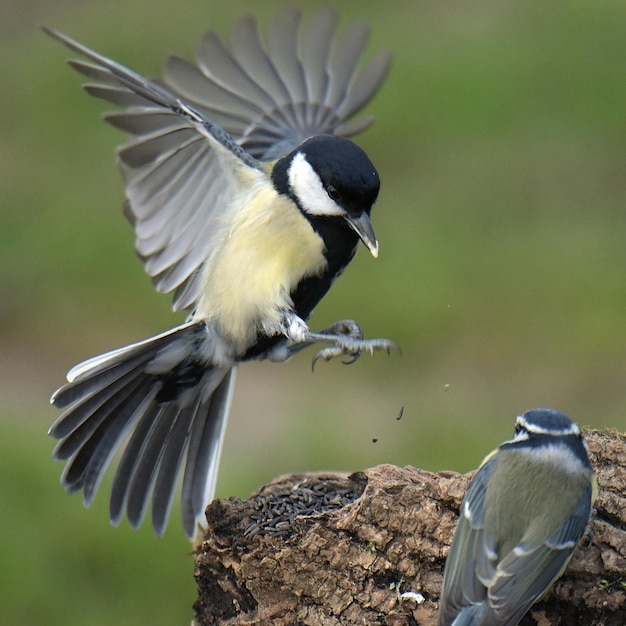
44;25;263;313
484;482;593;625
50;322;234;538
438;460;496;626
44;11;390;312
164;8;392;161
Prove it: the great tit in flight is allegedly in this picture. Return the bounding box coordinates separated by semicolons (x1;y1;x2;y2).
45;9;395;539
438;408;596;626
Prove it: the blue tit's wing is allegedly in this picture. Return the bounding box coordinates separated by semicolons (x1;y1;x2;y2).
162;8;392;161
438;457;500;626
44;26;266;312
484;481;593;626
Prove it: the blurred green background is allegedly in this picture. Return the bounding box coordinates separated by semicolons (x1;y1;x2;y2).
2;0;625;623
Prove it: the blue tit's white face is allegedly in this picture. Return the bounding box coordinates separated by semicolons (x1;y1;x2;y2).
508;409;592;477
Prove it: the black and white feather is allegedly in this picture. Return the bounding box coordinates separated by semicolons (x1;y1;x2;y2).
46;10;391;539
46;9;390;313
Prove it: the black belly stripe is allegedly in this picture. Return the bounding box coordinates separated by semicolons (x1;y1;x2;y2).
240;217;359;361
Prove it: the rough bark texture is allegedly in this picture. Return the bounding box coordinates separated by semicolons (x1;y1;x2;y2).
193;429;625;625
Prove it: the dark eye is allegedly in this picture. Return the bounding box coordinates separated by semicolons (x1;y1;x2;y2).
327;185;341;202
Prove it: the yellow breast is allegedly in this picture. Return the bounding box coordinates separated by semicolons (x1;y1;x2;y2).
196;178;327;350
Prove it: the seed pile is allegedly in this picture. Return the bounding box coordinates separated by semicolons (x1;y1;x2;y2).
244;479;362;538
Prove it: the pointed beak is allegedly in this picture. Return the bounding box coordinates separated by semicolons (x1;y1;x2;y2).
344;212;379;258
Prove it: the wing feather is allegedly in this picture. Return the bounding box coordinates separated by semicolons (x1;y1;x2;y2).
45;11;389;311
439;460;497;626
164;8;391;159
336;50;393;120
300;9;337;121
165;54;264;122
267;10;308;116
484;483;592;624
324;20;370;112
230;16;293;108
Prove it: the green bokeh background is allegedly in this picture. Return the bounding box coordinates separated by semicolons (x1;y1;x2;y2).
2;1;625;623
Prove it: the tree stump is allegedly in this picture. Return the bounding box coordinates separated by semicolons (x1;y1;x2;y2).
193;429;626;625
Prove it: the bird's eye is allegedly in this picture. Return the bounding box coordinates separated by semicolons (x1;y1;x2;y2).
327;185;341;202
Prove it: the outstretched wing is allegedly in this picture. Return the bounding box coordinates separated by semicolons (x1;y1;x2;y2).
163;8;392;161
45;10;390;312
45;26;264;312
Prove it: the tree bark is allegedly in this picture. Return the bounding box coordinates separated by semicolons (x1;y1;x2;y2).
193;429;626;625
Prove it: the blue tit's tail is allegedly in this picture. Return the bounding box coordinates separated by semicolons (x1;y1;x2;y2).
449;604;488;626
49;321;235;539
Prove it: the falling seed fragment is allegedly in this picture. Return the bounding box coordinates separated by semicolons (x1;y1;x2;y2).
372;438;378;443
396;406;404;421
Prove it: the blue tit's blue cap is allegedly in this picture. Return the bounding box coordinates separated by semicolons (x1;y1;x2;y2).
517;408;580;436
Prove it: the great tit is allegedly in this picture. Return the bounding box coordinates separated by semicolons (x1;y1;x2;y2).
438;408;596;626
45;9;395;539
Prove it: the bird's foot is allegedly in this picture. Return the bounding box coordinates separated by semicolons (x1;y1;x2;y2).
303;320;400;370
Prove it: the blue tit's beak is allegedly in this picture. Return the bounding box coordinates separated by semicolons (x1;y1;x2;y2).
344;212;379;258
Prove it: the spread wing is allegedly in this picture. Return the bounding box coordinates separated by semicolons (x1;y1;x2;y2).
44;10;390;312
439;459;593;626
163;8;391;161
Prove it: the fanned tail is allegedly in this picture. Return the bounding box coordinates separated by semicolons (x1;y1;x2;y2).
50;321;235;538
449;604;488;626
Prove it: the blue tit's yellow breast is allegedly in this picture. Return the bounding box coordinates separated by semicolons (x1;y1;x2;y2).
197;179;327;349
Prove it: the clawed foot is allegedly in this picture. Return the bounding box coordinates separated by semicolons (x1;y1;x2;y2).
303;320;400;370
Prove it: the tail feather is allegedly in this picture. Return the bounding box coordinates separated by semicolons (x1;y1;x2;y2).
108;397;170;526
150;400;198;536
82;393;157;506
109;365;229;533
51;346;154;411
182;367;235;537
72;379;156;501
126;403;181;530
52;370;148;459
449;604;488;626
64;324;190;383
49;321;235;537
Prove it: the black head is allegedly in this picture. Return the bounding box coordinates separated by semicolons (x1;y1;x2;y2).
272;134;380;256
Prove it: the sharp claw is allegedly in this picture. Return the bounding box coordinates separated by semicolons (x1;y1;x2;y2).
342;353;361;365
312;346;345;371
310;336;398;369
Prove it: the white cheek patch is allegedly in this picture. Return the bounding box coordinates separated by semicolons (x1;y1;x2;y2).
287;152;344;217
528;443;588;476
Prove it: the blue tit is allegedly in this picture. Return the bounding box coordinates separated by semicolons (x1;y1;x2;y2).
438;408;596;626
44;9;394;538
